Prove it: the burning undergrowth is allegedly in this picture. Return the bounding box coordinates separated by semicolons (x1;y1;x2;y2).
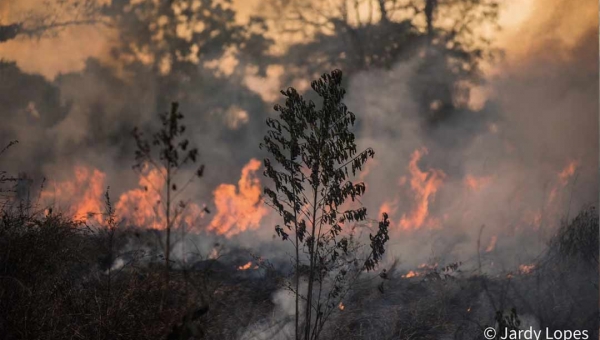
1;200;595;339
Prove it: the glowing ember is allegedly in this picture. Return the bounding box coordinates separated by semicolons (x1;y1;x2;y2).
518;264;535;274
338;302;345;311
207;159;268;237
402;270;418;278
399;148;445;230
418;262;438;270
237;261;253;270
485;235;498;253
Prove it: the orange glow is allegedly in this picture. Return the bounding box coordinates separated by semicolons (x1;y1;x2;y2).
338;302;345;311
402;270;418;278
545;159;580;210
378;199;398;224
115;166;207;230
41;160;265;236
485;235;498;253
464;175;493;192
399;148;445;230
558;160;578;186
207;159;268;237
116;167;166;230
518;264;535;274
41;165;106;222
237;261;253;270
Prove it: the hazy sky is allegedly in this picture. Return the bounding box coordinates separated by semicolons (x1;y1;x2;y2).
1;0;595;79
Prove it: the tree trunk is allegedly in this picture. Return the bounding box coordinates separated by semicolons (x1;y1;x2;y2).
165;164;171;284
378;0;388;23
425;0;438;38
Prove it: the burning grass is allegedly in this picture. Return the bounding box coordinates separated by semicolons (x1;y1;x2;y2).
0;203;596;339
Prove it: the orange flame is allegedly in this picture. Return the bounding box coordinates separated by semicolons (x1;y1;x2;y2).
402;270;418;278
116;167;165;230
378;199;398;221
485;235;498;253
207;159;268;237
41;159;268;237
399;148;445;230
115;166;206;230
558;160;579;185
41;165;106;222
237;261;253;270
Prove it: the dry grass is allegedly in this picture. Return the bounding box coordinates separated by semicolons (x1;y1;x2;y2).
0;205;597;340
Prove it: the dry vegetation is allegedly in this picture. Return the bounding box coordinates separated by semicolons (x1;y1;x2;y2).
0;188;597;340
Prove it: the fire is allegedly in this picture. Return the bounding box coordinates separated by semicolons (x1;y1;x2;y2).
418;262;438;270
558;160;579;185
485;235;498;253
548;160;579;205
464;174;493;192
116;167;165;230
237;261;253;270
378;199;398;220
398;148;445;230
41;158;267;237
116;166;206;230
207;159;268;237
338;302;345;311
518;264;535;274
402;270;418;278
41;165;106;222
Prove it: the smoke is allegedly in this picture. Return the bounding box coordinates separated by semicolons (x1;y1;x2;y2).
0;0;596;277
344;0;598;270
238;286;303;340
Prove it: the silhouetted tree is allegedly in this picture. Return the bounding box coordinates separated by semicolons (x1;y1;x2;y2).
265;0;499;124
132;102;204;283
101;0;273;170
261;69;390;340
0;0;106;43
0;140;19;207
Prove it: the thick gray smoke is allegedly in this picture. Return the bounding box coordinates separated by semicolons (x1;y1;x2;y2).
346;24;598;270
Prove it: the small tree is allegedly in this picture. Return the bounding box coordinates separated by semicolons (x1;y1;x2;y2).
261;69;390;340
132;102;204;282
0;140;19;209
